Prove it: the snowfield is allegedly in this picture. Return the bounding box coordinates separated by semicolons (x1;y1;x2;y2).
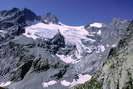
24;22;104;64
90;23;103;28
56;54;80;64
42;80;57;88
61;74;92;87
0;81;12;87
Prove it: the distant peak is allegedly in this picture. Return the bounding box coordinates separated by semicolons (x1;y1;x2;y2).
8;8;20;12
20;8;38;21
0;8;39;27
0;8;38;20
41;12;60;24
0;8;20;16
21;8;35;15
112;18;129;25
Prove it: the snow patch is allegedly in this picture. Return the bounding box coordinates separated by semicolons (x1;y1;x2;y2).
71;74;92;87
112;44;117;47
42;80;57;88
97;45;105;53
90;23;103;28
61;80;71;86
97;30;102;35
56;54;80;64
106;44;117;48
60;74;92;87
106;44;110;47
41;74;91;88
0;81;12;87
0;30;7;33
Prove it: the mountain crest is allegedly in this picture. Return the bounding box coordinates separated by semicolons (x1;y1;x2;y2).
41;12;60;24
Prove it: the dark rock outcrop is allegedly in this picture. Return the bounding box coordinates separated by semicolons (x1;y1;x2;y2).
0;87;6;89
41;12;60;24
0;8;38;43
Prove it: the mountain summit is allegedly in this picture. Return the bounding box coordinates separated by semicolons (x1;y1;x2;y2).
0;8;132;89
41;12;60;24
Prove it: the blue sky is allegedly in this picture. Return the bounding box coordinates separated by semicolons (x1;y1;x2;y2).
0;0;133;25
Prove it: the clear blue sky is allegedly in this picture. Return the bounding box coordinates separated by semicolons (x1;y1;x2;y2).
0;0;133;25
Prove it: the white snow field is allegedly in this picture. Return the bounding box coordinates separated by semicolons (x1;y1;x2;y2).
24;22;104;64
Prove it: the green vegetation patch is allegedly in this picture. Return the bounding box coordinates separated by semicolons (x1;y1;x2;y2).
71;78;102;89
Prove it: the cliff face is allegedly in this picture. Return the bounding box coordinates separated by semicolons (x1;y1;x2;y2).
71;21;133;89
98;21;133;89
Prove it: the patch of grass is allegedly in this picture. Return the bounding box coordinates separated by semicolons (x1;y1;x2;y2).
71;78;102;89
0;87;6;89
122;72;133;89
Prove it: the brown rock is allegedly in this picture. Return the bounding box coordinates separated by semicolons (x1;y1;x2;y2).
0;87;6;89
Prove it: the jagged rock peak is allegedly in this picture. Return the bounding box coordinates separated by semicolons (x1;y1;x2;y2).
0;8;19;16
0;8;38;21
20;8;38;21
41;12;60;24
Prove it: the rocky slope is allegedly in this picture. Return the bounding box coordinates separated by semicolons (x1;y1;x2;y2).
97;21;133;89
0;8;132;89
71;21;133;89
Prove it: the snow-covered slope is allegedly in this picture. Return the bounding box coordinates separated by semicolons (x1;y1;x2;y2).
23;22;104;64
24;23;90;40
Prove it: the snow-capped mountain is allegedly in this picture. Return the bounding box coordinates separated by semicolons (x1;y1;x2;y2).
0;8;131;89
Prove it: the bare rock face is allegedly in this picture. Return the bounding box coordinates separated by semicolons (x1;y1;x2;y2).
41;12;60;24
71;22;133;89
87;21;133;89
69;22;133;89
0;8;38;43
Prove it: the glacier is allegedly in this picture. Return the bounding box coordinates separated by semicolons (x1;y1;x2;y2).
24;22;104;64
